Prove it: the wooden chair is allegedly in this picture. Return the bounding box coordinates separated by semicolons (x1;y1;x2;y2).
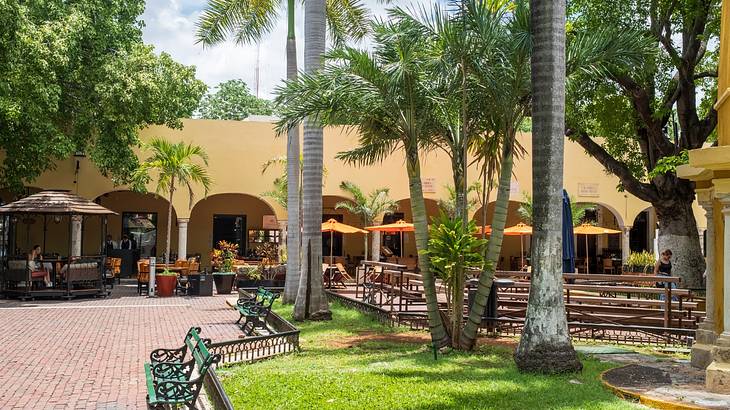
335;263;353;282
137;260;150;295
602;258;616;274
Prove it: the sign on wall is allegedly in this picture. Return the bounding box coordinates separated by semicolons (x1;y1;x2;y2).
577;183;600;197
510;180;520;196
262;215;279;229
422;177;437;193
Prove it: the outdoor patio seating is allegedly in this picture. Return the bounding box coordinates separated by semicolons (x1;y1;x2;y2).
144;328;220;409
149;327;211;364
138;260;150;295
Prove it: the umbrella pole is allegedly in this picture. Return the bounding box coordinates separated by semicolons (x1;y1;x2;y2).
330;231;334;266
585;235;590;274
520;236;524;271
400;232;404;258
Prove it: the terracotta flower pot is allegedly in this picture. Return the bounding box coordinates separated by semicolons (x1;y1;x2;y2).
156;275;177;297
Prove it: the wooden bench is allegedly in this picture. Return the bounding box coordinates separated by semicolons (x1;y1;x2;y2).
149;327;211;364
235;288;279;335
145;328;220;409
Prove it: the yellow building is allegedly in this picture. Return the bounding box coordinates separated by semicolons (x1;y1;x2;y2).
678;0;730;392
2;118;705;271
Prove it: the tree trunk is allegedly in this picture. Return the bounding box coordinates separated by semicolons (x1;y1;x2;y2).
294;0;330;321
460;138;514;349
515;0;580;374
165;179;175;266
406;145;449;347
653;180;705;288
371;231;381;261
451;148;467;348
363;233;368;261
283;12;300;303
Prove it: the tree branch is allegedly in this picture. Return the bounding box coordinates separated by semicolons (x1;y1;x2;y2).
567;129;659;203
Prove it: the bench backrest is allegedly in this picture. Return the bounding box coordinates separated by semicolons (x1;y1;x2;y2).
261;290;280;307
190;337;219;375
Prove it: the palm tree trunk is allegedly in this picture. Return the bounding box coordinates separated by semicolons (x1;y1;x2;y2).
294;0;330;320
283;0;300;304
371;231;380;261
460;135;514;349
165;179;175;266
363;233;368;261
514;0;580;373
451;149;467;348
406;145;449;347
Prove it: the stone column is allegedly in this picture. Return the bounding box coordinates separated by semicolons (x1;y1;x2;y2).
706;196;730;392
177;218;189;261
692;198;717;368
621;226;631;266
71;215;83;257
278;220;288;263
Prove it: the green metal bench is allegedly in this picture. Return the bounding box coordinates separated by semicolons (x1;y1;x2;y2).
235;288;280;335
149;327;211;364
144;328;220;409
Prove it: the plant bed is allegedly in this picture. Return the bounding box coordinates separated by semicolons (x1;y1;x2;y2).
218;302;641;409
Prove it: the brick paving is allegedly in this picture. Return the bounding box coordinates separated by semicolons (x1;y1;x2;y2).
0;280;242;409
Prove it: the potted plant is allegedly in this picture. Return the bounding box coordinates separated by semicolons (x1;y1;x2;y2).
236;265;262;289
256;242;282;287
211;240;238;294
625;251;656;274
156;269;178;297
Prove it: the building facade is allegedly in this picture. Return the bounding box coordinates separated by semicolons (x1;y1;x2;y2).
2;118;706;271
680;0;730;392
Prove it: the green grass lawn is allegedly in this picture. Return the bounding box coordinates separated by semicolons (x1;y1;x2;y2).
218;302;641;410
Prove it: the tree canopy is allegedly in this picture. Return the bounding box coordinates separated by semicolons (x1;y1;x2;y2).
0;0;207;191
196;79;276;120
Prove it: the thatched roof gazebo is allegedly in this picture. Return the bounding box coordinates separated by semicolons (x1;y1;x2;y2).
0;190;117;215
0;190;115;300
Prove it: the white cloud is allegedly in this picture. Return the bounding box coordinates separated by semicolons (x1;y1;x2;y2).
141;0;407;99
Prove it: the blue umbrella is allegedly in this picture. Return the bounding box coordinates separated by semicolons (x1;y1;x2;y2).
562;189;576;274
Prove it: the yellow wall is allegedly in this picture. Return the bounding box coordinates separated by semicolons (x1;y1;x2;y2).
718;0;730;146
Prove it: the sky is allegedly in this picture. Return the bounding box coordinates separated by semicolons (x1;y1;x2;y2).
141;0;395;100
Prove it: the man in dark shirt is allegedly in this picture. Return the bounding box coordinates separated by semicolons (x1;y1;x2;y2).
120;235;137;250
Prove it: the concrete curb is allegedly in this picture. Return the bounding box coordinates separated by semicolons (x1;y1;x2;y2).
601;366;707;410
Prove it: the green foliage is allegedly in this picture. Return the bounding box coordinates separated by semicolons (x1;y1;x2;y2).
132;138;213;208
196;79;275;120
437;182;481;220
423;213;486;285
626;251;656;273
211;240;239;273
156;269;178;277
0;1;206;191
335;181;397;226
518;192;592;226
648;151;689;179
220;301;642;409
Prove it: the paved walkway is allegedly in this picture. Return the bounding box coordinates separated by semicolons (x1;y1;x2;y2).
594;349;730;409
0;280;242;409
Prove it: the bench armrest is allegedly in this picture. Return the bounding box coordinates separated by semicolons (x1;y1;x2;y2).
150;346;185;363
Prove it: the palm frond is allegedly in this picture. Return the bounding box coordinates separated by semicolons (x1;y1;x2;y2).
196;0;280;46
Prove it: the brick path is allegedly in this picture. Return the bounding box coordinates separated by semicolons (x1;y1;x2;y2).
0;280;242;409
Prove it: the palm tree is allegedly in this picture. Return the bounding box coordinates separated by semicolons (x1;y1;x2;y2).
513;0;581;373
275;18;451;345
133;139;212;266
197;0;369;307
335;181;397;261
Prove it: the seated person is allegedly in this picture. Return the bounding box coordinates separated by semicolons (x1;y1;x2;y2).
28;245;51;287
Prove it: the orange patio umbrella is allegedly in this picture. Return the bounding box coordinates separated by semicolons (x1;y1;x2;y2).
366;220;415;258
321;219;367;265
573;223;621;274
504;223;533;270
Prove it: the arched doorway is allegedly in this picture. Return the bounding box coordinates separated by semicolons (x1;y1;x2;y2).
472;200;527;271
575;202;624;273
89;191;177;258
322;195;366;262
189;194;278;267
630;207;657;254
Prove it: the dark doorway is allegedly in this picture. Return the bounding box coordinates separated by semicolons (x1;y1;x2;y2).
382;212;405;257
122;212;157;258
630;210;649;253
213;215;246;256
322;214;343;259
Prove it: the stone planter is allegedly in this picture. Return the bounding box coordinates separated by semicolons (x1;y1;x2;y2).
213;272;235;294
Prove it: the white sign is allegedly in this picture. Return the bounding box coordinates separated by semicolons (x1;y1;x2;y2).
262;215;278;230
577;183;600;197
422;177;437;194
148;257;156;297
